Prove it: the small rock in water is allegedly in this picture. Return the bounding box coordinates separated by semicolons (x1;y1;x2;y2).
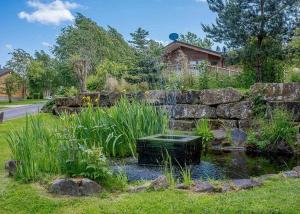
49;178;101;196
231;128;247;147
282;171;300;178
192;181;215;193
232;179;261;189
5;160;17;176
149;176;169;191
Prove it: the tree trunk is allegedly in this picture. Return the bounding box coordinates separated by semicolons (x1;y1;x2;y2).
8;94;12;103
255;37;263;82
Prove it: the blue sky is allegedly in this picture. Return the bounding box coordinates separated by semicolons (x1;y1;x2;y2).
0;0;217;66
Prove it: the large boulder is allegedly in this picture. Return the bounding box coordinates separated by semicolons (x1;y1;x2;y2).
162;104;217;119
217;101;252;120
231;128;248;147
149;176;169;191
144;90;166;105
251;83;300;102
198;88;243;105
49;178;101;196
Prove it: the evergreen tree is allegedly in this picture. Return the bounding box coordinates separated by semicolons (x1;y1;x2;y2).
179;32;213;49
202;0;300;82
129;27;149;51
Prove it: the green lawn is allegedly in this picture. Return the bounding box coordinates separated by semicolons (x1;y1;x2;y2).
0;115;300;214
0;99;46;106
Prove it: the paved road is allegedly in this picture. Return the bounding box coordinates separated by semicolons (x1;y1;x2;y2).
0;103;45;121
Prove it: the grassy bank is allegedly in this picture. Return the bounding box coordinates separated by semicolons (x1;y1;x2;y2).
0;115;300;214
0;99;46;106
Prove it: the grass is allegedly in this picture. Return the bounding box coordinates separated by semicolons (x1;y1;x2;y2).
0;99;46;106
1;115;300;213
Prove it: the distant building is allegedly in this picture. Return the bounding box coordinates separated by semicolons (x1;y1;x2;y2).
0;69;25;100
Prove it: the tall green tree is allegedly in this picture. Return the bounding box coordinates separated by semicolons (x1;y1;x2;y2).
289;28;300;66
0;73;21;103
202;0;300;82
129;27;150;51
179;32;213;49
5;49;32;98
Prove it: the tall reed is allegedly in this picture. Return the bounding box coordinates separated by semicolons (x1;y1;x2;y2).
61;98;169;157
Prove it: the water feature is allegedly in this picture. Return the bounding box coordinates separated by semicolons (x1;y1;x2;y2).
112;151;299;182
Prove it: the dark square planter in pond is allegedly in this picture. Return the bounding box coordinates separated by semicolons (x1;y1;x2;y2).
137;135;202;165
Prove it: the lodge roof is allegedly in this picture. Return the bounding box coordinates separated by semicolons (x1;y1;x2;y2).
164;40;222;58
0;69;12;77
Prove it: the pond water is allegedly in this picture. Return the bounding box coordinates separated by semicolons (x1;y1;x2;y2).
111;151;300;182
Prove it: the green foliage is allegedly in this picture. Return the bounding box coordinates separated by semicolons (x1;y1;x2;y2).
247;109;298;150
179;32;213;49
55;86;78;97
7;116;61;181
0;73;22;103
203;0;299;82
179;165;192;186
6;48;32;81
62;98;169;157
196;119;214;148
129;27;149;51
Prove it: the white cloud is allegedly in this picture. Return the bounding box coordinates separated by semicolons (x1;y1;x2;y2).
154;40;169;46
18;0;79;25
195;0;207;3
42;41;51;47
5;44;13;51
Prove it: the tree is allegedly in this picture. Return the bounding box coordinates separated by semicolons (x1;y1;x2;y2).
54;14;134;92
179;32;213;49
202;0;300;82
129;27;149;51
0;73;21;103
289;28;300;66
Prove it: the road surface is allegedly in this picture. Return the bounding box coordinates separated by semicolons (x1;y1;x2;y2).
0;103;45;121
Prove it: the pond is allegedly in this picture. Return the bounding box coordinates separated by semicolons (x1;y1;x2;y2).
111;151;300;182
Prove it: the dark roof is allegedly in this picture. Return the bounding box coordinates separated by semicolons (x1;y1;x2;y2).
0;69;12;77
164;41;222;58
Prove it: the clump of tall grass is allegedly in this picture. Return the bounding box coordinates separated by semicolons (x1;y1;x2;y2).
196;119;214;149
62;98;169;157
7;116;61;181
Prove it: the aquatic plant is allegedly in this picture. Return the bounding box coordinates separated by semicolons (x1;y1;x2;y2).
62;97;169;157
196;119;214;149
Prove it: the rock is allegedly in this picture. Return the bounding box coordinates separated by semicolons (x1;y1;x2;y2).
212;129;226;145
144;90;166;105
169;120;196;131
49;179;79;196
265;139;294;155
198;88;243;105
99;91;121;107
77;92;100;106
53;106;82;115
128;185;148;193
192;181;215;193
292;166;300;173
55;96;79;107
149;176;169;191
208;119;238;129
231;128;247;147
220;183;232;192
251;83;300;102
267;101;300;122
0;112;4;123
49;178;101;196
232;179;261;189
161;105;216;119
282;171;300;178
176;183;190;190
78;178;102;196
238;119;252;130
217;101;252;120
5;160;17;176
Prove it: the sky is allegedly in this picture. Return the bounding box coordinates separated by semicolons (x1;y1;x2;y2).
0;0;217;66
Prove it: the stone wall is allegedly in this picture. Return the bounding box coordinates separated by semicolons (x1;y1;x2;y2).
54;83;300;131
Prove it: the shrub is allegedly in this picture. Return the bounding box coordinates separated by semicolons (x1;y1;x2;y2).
61;98;169;157
196;119;214;149
247;109;298;150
